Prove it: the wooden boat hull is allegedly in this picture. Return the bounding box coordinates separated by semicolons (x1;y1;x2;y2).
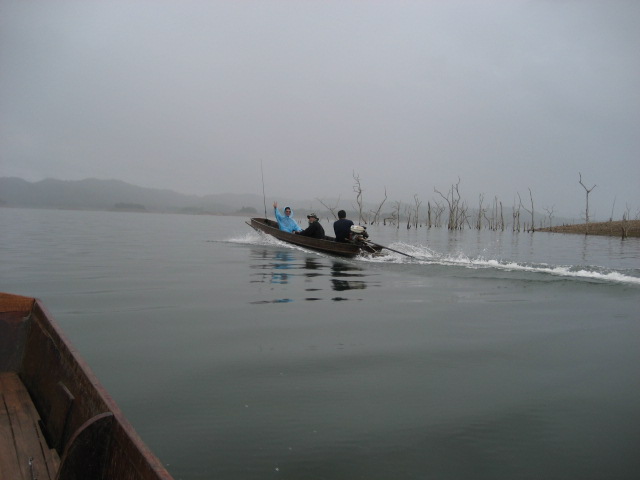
247;217;382;257
0;292;174;480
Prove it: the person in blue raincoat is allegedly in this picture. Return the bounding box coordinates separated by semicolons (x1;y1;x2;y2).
273;202;303;233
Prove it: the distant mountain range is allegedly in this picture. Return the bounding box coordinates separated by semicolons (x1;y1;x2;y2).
0;177;273;215
0;177;577;226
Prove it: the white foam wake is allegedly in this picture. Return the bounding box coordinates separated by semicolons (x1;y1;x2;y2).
226;235;640;286
364;242;640;285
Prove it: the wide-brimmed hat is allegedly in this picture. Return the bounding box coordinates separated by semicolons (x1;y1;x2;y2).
307;213;319;219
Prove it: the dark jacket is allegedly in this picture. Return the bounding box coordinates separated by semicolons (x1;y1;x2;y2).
298;221;325;239
333;218;354;242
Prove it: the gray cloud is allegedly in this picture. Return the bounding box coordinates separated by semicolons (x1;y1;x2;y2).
1;0;639;218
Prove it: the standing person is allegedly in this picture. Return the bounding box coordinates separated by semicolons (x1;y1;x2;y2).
273;202;302;233
296;213;325;239
333;210;354;243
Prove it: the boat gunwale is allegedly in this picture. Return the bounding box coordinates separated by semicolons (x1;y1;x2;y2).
0;292;175;480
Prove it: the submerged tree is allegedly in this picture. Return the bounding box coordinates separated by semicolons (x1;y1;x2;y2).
369;187;388;225
316;196;341;220
543;205;555;229
512;198;521;232
488;196;504;231
435;177;466;230
352;171;365;224
579;172;597;234
392;201;402;229
476;194;486;230
413;194;422;228
518;188;535;232
620;204;637;239
432;201;445;228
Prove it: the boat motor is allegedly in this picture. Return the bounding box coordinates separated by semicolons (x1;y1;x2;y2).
349;225;369;244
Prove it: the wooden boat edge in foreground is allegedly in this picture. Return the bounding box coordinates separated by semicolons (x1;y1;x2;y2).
0;292;175;480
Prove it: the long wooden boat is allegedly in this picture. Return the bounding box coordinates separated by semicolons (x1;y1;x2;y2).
0;292;174;480
247;217;383;257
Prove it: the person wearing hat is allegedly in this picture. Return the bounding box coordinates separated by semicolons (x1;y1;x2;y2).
295;213;326;239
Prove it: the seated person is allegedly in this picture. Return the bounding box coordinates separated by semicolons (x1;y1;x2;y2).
273;201;303;233
295;213;325;239
333;210;354;242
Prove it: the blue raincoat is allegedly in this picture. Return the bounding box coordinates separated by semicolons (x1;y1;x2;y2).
274;205;303;233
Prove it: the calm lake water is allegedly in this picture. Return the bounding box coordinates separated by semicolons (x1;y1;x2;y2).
1;208;639;480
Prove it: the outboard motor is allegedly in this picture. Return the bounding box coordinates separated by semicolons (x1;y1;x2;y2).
349;225;369;244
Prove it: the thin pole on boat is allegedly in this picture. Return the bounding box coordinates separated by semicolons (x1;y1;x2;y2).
366;241;415;259
261;160;267;219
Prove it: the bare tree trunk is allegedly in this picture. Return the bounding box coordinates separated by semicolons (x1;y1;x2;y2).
435;177;463;230
459;201;470;229
609;196;617;222
352;171;365;224
579;172;597;235
393;201;401;229
518;188;535;232
621;205;632;239
476;193;485;230
370;188;388;225
413;194;422;229
435;187;453;230
543;205;555;229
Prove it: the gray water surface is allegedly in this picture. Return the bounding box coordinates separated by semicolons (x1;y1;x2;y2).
1;208;639;480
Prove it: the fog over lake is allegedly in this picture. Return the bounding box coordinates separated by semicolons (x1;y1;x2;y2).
1;1;639;219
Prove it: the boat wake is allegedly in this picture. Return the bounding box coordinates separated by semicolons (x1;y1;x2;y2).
227;231;315;254
227;234;640;286
363;242;640;286
225;232;266;245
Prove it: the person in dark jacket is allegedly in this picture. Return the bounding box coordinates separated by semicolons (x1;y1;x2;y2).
333;210;354;242
296;213;325;239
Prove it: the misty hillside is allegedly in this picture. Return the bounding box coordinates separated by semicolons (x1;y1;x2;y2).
0;177;260;214
0;177;576;227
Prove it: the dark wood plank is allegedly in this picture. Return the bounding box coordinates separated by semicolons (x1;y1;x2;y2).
57;412;114;480
0;389;22;480
0;372;59;480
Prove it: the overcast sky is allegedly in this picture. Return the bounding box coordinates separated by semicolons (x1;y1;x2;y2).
1;1;638;218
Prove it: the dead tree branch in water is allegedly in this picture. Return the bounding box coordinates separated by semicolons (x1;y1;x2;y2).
620;204;636;239
518;188;535;232
512;198;521;232
393;201;401;229
352;171;365;224
488;196;504;231
579;172;597;234
316;196;341;220
476;194;485;230
413;194;422;228
405;205;412;229
369;187;388;225
543;205;555;228
435;177;465;230
433;201;445;228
